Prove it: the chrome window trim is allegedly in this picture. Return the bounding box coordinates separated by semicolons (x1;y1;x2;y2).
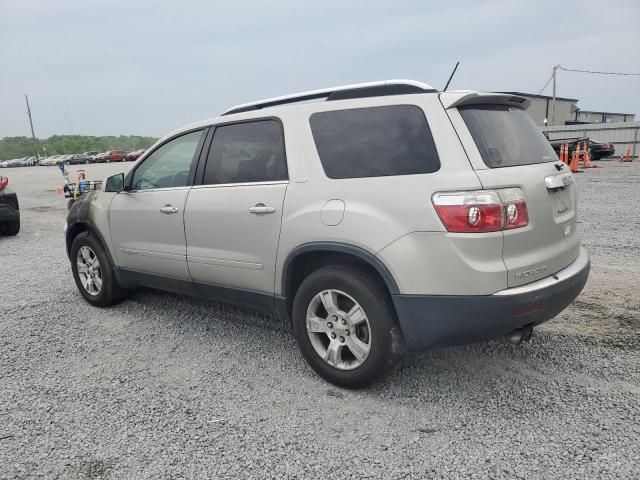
191;180;289;190
125;186;192;194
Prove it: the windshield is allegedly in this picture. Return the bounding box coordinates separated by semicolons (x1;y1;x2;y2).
459;105;557;168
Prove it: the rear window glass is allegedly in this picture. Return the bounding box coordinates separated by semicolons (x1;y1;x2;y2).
309;105;440;179
459;105;557;168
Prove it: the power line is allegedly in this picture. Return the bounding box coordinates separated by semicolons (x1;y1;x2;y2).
536;73;554;95
559;66;640;77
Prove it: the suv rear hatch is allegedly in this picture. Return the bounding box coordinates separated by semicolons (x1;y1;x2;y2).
442;92;580;288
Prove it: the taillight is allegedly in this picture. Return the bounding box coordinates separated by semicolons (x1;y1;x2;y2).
432;188;529;233
498;188;528;229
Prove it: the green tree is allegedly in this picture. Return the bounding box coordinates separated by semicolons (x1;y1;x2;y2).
0;135;158;160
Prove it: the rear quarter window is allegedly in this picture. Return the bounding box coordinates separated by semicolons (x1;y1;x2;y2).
309;105;440;179
459;105;557;168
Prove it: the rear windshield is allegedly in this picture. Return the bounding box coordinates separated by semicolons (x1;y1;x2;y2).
459;105;557;168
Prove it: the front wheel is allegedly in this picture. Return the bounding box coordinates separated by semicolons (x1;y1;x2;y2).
292;265;403;388
70;232;128;306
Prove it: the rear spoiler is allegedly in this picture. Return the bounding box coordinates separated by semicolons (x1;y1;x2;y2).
439;91;530;110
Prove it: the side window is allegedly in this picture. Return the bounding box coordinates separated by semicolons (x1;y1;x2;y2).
131;130;204;190
309;105;440;179
203;120;287;185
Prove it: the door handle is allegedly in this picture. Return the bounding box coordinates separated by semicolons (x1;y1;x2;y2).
249;203;276;215
160;204;179;214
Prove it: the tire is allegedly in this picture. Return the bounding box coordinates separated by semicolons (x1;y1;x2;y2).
2;219;20;236
292;265;403;388
70;232;128;307
65;161;70;166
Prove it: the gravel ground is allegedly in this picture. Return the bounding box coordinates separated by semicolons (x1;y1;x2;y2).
1;162;639;479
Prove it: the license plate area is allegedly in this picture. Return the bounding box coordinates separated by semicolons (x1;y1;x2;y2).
548;188;572;218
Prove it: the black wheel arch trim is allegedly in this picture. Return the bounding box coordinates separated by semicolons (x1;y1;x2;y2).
65;195;117;270
66;220;116;265
280;242;400;298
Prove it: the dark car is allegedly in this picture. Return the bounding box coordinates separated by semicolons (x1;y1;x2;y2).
588;139;615;160
0;176;20;236
549;137;614;161
549;138;582;158
124;149;145;161
64;154;92;165
104;150;128;162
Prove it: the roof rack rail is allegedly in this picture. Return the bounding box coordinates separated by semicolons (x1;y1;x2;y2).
221;79;436;116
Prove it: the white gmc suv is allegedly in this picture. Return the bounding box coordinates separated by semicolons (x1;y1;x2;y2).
65;80;590;388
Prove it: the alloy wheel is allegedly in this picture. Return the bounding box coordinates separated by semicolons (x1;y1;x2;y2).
306;289;371;370
76;246;102;296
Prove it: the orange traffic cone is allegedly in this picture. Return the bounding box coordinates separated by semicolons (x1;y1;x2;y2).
582;142;601;168
619;143;633;162
570;142;581;173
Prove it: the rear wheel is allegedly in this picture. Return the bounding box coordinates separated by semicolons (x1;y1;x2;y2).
70;232;128;306
292;265;403;388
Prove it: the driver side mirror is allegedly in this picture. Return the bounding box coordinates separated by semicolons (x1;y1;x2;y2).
104;173;125;193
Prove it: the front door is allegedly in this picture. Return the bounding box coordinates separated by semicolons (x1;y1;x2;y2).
109;129;206;282
184;119;288;301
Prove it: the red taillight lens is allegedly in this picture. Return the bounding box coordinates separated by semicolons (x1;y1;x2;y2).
432;191;503;233
432;188;529;233
498;188;529;230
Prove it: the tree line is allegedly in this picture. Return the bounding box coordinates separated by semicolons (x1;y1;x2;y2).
0;135;158;160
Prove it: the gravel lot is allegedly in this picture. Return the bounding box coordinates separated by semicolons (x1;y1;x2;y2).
1;161;639;479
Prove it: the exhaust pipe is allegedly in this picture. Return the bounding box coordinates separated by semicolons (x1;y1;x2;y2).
506;326;533;345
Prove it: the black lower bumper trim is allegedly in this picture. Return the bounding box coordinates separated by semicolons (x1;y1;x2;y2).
392;257;590;351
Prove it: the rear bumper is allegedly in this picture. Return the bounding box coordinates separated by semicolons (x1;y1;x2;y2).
392;247;590;351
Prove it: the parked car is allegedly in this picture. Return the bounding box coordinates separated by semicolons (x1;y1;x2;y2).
63;154;92;165
0;176;20;235
17;157;37;167
549;137;614;161
125;149;145;161
91;152;107;163
3;157;27;168
588;139;615;160
65;80;590;388
104;150;128;162
43;155;62;166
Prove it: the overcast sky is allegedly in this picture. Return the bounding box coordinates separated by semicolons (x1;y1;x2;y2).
1;0;638;138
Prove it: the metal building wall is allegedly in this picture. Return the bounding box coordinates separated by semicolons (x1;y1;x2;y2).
542;121;639;158
525;97;577;126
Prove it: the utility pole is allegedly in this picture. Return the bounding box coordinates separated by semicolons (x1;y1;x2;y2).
551;65;560;126
25;94;39;160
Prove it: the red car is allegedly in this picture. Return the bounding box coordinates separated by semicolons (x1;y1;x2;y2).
104;150;128;162
124;149;146;161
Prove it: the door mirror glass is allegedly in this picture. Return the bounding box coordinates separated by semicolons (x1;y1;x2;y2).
105;173;125;192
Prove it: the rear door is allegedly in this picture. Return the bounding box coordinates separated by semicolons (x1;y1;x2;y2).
444;95;580;287
184;119;288;301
